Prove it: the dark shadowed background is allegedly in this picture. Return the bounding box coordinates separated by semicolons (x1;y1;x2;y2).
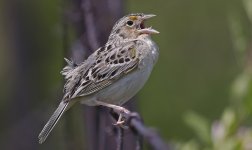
0;0;252;150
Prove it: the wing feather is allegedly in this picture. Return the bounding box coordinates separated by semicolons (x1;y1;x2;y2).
62;41;140;100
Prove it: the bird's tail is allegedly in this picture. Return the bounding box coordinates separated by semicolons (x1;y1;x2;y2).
38;101;69;144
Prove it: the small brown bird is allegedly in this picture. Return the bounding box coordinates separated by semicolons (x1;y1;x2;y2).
38;13;159;144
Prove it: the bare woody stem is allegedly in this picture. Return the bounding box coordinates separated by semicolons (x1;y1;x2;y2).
110;109;171;150
116;127;124;150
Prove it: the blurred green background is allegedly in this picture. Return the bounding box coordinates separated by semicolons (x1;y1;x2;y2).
0;0;252;149
128;0;239;139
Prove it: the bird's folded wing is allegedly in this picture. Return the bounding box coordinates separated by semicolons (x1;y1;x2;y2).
62;41;141;100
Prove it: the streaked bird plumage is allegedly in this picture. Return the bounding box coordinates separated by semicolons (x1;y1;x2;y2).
38;13;159;144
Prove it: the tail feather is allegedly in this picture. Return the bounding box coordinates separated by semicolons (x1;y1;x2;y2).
38;102;69;144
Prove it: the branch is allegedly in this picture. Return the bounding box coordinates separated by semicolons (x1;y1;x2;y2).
116;127;124;150
110;109;171;150
136;133;143;150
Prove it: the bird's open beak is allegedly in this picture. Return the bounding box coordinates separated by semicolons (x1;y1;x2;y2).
138;14;159;34
142;14;156;20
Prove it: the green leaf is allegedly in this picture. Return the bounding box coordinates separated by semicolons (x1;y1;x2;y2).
184;111;211;145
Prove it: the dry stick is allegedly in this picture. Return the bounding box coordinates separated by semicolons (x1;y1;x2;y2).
117;127;124;150
135;133;143;150
111;110;170;150
130;118;169;150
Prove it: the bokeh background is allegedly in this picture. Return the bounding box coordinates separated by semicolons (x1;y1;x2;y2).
0;0;252;149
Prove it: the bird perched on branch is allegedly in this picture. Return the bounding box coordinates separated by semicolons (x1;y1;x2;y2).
38;13;159;144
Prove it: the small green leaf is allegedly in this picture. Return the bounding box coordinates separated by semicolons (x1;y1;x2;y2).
184;111;211;145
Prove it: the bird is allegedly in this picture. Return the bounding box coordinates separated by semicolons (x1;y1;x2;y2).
38;13;159;144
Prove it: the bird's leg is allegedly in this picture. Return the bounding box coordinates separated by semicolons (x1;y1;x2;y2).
95;100;130;114
95;100;130;125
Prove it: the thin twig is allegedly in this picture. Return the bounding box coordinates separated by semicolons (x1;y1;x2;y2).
130;118;169;150
111;109;170;150
135;133;143;150
117;127;124;150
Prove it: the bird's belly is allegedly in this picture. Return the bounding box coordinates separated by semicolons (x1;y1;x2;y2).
80;62;154;106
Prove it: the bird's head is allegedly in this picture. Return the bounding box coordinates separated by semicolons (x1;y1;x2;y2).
108;13;159;42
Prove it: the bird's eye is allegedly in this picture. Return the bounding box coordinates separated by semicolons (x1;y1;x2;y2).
126;20;134;26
